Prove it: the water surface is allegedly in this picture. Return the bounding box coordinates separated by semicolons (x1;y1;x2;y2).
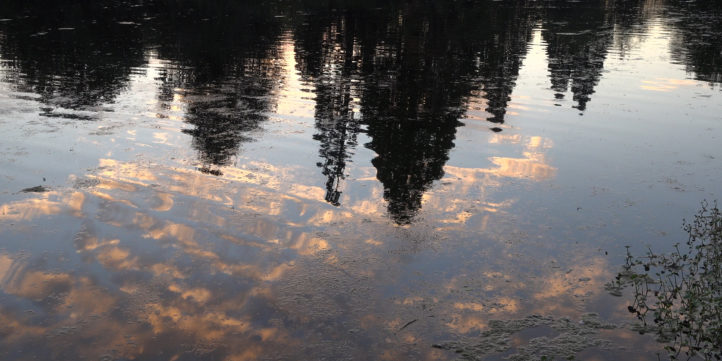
1;0;721;360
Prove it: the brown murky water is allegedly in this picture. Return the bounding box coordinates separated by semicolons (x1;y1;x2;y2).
0;0;721;360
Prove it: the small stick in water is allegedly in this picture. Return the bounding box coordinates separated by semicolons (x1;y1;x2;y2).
398;319;417;332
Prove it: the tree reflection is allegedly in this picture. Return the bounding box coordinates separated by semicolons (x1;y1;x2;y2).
359;2;472;224
668;0;722;85
0;1;146;115
291;6;370;206
2;0;719;223
292;1;536;222
149;0;284;170
542;1;614;111
476;3;536;123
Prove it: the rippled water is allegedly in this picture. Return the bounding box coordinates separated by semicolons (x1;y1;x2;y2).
0;0;721;360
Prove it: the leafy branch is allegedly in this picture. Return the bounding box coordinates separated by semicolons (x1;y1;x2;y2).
607;201;722;360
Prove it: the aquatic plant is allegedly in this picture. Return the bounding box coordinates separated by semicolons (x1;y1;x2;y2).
607;201;722;360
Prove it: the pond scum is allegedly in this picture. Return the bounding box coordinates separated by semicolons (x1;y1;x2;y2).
606;201;722;361
433;313;617;361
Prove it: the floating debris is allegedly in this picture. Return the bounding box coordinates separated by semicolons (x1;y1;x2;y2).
397;319;417;332
20;185;49;193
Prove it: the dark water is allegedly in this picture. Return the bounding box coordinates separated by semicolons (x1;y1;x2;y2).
0;0;721;359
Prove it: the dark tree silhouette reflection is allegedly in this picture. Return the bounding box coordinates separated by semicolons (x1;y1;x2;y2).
291;5;373;206
147;0;285;170
358;1;476;224
542;1;614;111
292;0;536;222
668;0;722;85
476;3;536;123
0;1;146;116
2;0;717;225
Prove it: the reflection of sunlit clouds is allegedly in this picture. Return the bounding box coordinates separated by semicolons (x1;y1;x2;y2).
151;263;186;280
93;157;383;232
59;277;117;315
168;283;212;304
304;209;353;226
0;153;566;357
528;256;613;316
454;302;485;312
288;233;330;255
486;136;555;180
134;215;296;281
143;222;196;245
346;180;386;217
445;313;489;333
152;131;173;146
534;257;608;300
395;296;425;306
2;266;72;303
97;158;159;183
146;302;251;339
440;209;476;224
76;233;118;252
226;347;264;361
0;254;16;281
526;135;551;150
0;195;62;221
0;314;45;345
287;183;326;204
488;133;522;144
89;189;138;209
417;133;556;228
349;198;385;217
151;192;174;211
96;246;139;271
508;102;533;112
0;191;84;222
0;135;595;361
488;156;555;180
448;139;554;182
640;77;697;92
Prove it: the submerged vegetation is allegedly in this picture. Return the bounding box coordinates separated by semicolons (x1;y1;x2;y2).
607;202;722;360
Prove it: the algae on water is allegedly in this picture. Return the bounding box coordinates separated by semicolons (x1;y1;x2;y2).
433;313;617;360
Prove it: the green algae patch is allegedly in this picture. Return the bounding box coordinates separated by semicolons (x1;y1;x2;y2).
433;313;617;360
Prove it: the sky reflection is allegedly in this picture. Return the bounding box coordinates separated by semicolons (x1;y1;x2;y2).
1;0;721;360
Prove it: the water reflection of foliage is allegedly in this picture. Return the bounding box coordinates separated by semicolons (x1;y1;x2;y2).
608;202;722;360
0;1;147;111
2;0;720;222
292;0;537;221
667;0;722;85
362;0;536;223
149;0;285;168
541;1;615;111
290;5;369;206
